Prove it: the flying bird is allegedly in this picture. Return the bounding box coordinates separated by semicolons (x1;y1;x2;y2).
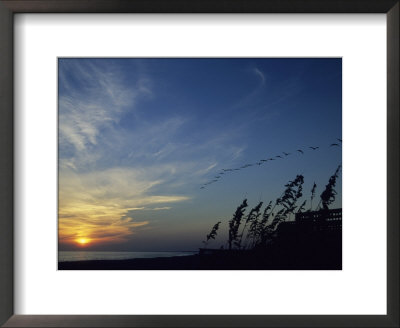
205;138;343;190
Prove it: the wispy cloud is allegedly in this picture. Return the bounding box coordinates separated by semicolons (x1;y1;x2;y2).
59;60;150;153
58;167;190;246
229;66;267;113
128;207;172;211
253;67;266;85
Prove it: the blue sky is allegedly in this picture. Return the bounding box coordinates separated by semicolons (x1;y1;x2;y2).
58;58;342;251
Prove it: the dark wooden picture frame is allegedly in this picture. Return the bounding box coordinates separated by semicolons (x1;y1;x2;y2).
0;1;398;327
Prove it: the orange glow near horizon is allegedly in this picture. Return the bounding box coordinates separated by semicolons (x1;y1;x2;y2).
57;168;188;250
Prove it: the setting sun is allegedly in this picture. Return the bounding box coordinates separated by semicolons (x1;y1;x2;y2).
76;238;90;245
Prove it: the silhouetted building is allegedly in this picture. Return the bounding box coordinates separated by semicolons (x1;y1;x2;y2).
274;208;342;269
277;208;342;238
296;208;342;232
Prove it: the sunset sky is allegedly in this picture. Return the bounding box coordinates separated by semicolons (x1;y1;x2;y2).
58;58;342;252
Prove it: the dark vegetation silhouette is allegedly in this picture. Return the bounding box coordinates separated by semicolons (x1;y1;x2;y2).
202;221;221;249
200;165;342;269
310;182;317;210
228;199;248;250
318;165;341;210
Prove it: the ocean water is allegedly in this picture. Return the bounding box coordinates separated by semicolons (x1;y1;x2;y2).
58;251;197;262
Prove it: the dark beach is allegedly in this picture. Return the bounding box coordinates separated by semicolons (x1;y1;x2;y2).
58;246;341;270
59;254;201;270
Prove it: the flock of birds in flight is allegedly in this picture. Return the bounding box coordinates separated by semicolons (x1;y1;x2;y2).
200;138;342;189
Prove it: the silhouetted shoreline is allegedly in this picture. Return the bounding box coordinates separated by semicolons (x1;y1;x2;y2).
58;248;341;270
59;254;200;270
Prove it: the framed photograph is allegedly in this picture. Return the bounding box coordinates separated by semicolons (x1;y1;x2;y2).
57;57;343;271
0;0;398;327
